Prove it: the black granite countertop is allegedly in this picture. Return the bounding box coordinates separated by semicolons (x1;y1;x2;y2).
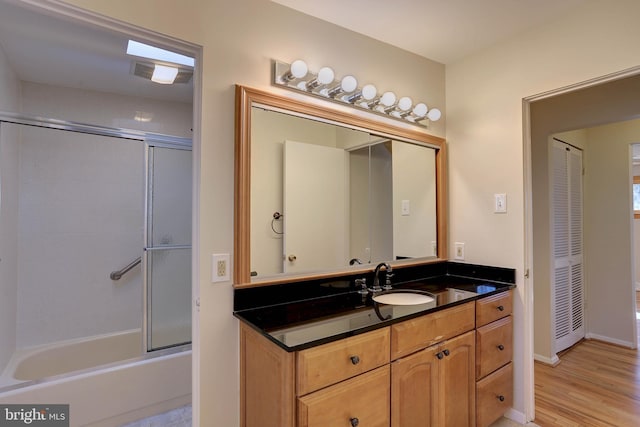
234;262;516;352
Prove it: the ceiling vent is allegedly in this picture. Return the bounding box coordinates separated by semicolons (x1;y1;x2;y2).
131;61;192;84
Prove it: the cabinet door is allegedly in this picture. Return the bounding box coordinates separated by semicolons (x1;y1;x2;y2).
391;344;439;427
440;331;476;427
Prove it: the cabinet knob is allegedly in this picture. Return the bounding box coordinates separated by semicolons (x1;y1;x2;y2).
350;355;360;365
350;417;360;426
497;305;505;311
436;352;444;360
498;395;505;402
443;349;450;356
497;344;505;351
288;254;297;262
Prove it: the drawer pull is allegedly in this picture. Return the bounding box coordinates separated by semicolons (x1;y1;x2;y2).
436;352;444;360
443;349;450;356
350;417;360;426
497;344;505;351
498;395;505;402
497;305;505;311
350;355;360;365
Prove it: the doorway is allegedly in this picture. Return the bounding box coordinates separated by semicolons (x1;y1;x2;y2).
525;68;640;420
0;1;201;424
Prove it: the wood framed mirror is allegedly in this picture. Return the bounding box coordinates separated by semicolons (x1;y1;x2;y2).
234;85;447;287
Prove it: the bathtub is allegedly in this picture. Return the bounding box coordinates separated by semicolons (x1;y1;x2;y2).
0;329;191;427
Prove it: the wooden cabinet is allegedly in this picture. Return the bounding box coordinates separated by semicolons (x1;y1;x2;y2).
240;324;389;427
392;330;475;427
240;294;514;427
475;290;514;427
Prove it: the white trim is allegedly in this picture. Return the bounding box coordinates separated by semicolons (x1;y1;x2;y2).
585;334;635;349
17;0;203;424
504;408;528;425
521;99;536;422
533;353;560;366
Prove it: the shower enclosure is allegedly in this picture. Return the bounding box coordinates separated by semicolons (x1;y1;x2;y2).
0;116;192;390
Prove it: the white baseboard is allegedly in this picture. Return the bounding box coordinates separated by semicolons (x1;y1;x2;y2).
585;333;634;348
504;408;527;424
533;353;559;366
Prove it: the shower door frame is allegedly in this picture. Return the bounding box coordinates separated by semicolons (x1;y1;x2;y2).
143;140;193;352
0;111;193;355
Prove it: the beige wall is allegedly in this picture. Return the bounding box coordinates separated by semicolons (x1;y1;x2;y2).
583;120;640;345
447;0;640;419
59;0;446;425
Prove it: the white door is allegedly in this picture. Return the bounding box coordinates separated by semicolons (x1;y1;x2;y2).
283;140;347;273
551;139;585;353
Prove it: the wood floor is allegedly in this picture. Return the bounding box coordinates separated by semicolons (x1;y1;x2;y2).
533;293;640;426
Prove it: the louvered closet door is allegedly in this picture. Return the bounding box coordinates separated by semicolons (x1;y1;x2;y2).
551;140;585;353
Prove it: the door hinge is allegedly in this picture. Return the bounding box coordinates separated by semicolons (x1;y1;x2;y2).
195;297;201;312
524;269;530;279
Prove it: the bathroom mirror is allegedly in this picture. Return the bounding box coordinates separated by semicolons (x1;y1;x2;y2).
234;85;447;286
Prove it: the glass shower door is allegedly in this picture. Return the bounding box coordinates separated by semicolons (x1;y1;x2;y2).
145;144;192;351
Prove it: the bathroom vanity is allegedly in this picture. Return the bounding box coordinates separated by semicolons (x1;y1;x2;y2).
233;84;514;426
235;263;515;427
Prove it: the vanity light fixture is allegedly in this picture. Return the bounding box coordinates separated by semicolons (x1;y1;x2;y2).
273;59;442;127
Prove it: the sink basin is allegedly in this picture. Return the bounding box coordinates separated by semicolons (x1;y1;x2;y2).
373;290;435;306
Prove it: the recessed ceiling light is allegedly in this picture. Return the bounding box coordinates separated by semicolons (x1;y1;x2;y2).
126;40;194;68
151;64;179;84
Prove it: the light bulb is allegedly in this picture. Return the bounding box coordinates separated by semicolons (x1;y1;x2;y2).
317;67;335;85
361;84;377;100
379;91;396;107
397;97;412;112
340;75;358;93
412;103;428;118
427;108;442;121
289;60;308;79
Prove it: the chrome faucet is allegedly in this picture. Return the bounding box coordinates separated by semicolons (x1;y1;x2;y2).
372;262;393;293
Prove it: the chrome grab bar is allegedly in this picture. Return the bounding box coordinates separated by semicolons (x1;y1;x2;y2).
110;256;142;280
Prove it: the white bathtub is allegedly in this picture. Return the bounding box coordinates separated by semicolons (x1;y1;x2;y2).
0;330;191;427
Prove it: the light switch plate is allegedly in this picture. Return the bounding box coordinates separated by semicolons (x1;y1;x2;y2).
494;193;507;213
401;199;410;216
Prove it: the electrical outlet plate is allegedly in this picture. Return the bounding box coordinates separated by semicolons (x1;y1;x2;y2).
212;253;230;282
454;242;465;260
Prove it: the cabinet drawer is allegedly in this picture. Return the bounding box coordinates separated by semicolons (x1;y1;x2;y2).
476;290;512;327
476;316;512;379
476;363;513;427
297;327;390;395
391;302;475;360
298;365;390;427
